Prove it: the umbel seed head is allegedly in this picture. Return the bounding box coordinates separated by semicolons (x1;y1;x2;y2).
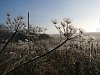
63;18;71;24
20;16;24;19
7;12;10;16
52;19;58;24
61;21;67;27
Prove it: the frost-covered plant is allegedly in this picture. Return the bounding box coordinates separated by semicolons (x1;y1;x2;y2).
32;26;47;34
27;25;47;36
0;13;27;55
17;39;34;57
52;18;84;39
17;39;34;50
6;12;26;32
86;35;96;62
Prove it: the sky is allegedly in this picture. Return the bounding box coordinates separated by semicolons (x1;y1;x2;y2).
0;0;100;34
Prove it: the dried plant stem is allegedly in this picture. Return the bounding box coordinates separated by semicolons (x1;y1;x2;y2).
5;35;79;75
0;31;17;55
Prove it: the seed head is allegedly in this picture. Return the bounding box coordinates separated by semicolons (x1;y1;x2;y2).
69;25;75;30
14;18;17;22
89;35;95;41
6;21;9;25
63;18;71;24
52;19;58;24
7;17;11;21
79;28;84;34
17;16;20;20
20;16;24;19
7;12;10;17
57;26;61;30
61;21;67;27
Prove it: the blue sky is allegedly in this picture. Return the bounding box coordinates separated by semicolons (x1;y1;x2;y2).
0;0;100;34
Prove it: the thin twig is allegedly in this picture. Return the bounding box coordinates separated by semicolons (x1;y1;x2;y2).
0;31;17;55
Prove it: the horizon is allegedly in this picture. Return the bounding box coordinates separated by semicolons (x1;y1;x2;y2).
1;0;100;34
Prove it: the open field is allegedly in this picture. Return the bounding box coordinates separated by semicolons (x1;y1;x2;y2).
0;30;100;75
1;1;100;74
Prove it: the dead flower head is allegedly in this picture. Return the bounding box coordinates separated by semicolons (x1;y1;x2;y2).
63;17;71;24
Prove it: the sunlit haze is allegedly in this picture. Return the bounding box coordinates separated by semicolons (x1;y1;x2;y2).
0;0;100;34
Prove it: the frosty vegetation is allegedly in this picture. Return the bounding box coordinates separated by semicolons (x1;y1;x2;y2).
0;13;100;75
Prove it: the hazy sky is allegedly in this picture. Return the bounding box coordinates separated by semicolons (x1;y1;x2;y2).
0;0;100;34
